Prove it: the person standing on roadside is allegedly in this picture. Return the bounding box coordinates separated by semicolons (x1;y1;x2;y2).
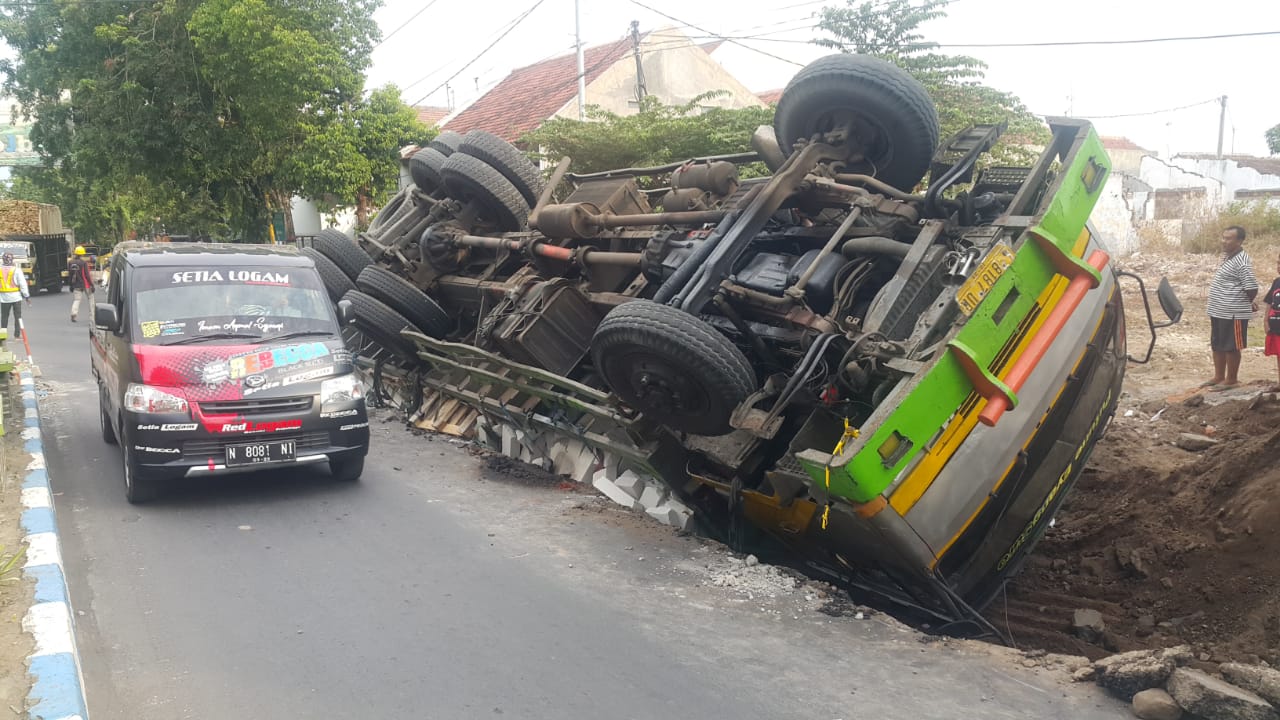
0;251;31;339
68;245;91;322
1203;225;1258;390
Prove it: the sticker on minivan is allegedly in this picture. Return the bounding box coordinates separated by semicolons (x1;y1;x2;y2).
171;270;290;285
228;342;329;379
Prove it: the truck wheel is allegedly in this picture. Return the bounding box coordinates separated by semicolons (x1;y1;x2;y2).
342;290;425;362
774;54;939;191
301;248;356;303
100;391;117;445
427;130;464;157
440;153;529;232
457;130;544;207
356;266;450;339
121;441;158;504
315;229;371;281
409;147;448;193
591;300;756;436
330;456;364;482
370;188;408;232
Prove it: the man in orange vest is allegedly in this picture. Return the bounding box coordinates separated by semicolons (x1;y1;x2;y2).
0;251;31;338
68;245;92;322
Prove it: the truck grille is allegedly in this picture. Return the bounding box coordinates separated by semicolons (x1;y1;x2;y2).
198;396;313;415
182;431;331;459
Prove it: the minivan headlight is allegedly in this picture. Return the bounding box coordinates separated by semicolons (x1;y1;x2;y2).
124;384;189;414
320;374;363;411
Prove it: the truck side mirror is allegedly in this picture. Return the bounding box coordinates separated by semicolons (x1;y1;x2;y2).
336;299;355;326
94;304;120;332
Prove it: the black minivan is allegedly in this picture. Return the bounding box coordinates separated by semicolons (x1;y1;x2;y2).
92;242;370;503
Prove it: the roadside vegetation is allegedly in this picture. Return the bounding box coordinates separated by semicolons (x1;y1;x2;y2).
1186;201;1280;253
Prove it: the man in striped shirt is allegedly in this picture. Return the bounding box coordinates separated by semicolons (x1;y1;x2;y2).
1204;225;1258;388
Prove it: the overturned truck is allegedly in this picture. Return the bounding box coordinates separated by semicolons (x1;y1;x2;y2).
311;54;1181;632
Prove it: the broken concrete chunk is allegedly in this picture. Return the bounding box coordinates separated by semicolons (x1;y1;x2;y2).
1166;668;1279;720
1094;649;1175;699
1132;688;1182;720
614;471;647;500
1220;663;1280;707
592;473;640;510
1072;608;1106;642
637;483;667;511
645;503;694;531
1175;433;1218;451
1072;666;1098;682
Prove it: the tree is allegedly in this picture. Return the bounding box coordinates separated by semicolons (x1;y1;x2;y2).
521;93;775;176
0;0;381;240
1267;124;1280;155
815;0;1048;165
286;85;432;229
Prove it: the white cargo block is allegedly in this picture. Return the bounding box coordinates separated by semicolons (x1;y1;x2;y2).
552;440;597;484
593;472;640;510
646;503;694;531
614;471;647;499
637;483;667;511
500;424;520;458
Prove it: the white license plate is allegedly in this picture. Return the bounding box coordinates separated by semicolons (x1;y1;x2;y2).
225;440;297;466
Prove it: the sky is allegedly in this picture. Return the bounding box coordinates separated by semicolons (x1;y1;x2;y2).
366;0;1280;158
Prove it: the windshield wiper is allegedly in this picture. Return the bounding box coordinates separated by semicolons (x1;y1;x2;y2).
254;330;334;344
163;332;262;346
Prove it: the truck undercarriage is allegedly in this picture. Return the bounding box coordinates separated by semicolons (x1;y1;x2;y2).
306;54;1180;636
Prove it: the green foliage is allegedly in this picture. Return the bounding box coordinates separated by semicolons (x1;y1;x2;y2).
1186;201;1280;254
815;0;1049;166
0;0;391;240
0;545;25;581
1267;124;1280;155
521;93;775;176
286;85;432;218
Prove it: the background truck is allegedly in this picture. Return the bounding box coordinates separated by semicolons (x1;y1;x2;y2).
0;200;70;293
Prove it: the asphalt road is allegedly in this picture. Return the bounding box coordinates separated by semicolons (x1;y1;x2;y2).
24;284;1130;720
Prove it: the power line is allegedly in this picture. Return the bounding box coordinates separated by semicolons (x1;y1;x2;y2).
626;0;804;67
407;0;548;106
373;0;442;50
703;28;1280;47
1041;97;1220;120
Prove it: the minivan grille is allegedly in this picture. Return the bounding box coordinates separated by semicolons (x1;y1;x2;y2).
182;431;330;459
198;396;313;415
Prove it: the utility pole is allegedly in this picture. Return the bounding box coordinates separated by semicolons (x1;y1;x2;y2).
575;0;586;120
1217;95;1227;159
630;20;647;106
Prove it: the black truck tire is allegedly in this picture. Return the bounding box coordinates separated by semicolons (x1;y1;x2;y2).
356;265;450;339
439;153;529;232
301;248;355;303
591;300;756;437
342;290;424;361
774;54;939;191
315;229;371;281
409;147;448;193
457;130;544;207
370;188;409;232
428;131;464;157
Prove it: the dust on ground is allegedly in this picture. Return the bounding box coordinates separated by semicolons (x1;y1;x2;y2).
996;243;1280;666
0;376;35;712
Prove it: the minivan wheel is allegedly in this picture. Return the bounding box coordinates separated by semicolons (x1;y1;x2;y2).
100;392;117;445
330;456;364;482
122;442;158;504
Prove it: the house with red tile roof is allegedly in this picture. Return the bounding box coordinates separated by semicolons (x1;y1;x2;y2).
413;106;450;128
441;27;764;143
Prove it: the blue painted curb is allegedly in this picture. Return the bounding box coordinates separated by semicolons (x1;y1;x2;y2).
17;370;88;720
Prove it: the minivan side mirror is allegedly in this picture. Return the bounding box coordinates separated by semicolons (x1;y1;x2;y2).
336;299;355;326
94;304;120;332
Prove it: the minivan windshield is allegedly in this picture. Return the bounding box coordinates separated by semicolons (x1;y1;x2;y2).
130;265;335;345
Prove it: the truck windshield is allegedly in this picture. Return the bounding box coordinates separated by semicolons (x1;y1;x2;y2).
0;244;30;258
131;265;336;345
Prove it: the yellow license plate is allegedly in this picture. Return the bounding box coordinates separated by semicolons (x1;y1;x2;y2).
956;244;1016;316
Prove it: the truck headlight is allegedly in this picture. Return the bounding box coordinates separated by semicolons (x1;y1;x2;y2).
124;384;189;414
319;374;363;411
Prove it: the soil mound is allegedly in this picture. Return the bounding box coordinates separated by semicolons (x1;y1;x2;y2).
993;390;1280;664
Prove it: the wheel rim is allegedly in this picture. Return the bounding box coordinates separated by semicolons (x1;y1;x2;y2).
606;349;715;420
122;448;134;494
805;107;893;169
